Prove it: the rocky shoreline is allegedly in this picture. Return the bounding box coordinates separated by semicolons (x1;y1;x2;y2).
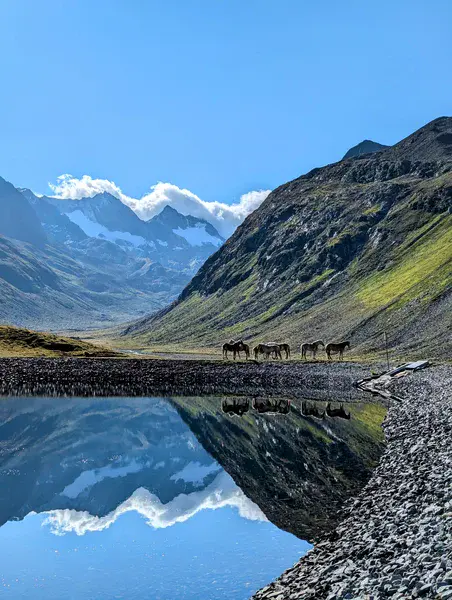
253;365;452;600
0;357;372;401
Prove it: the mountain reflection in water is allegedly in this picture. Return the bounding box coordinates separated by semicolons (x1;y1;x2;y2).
0;397;311;600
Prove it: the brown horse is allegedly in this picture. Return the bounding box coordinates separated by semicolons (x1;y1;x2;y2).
325;341;350;360
301;340;325;360
254;343;282;360
234;339;250;359
264;343;283;359
326;402;351;419
222;339;250;360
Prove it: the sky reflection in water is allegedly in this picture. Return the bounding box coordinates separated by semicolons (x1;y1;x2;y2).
0;397;310;599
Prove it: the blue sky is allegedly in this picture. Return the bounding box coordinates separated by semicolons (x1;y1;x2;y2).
0;508;309;599
1;0;451;211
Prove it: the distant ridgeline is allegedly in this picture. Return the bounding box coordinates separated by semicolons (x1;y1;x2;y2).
0;177;224;329
126;117;452;359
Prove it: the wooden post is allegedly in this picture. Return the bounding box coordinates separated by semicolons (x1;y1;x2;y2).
384;331;390;372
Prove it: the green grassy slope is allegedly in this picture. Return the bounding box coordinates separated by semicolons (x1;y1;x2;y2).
0;325;118;357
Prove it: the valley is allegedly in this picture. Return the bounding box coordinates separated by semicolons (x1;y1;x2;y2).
0;178;223;330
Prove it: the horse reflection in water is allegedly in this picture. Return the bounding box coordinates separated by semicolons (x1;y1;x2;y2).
302;400;326;419
221;398;250;416
326;402;351;420
302;400;351;420
252;398;291;414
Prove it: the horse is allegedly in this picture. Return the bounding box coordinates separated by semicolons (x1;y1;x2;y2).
326;402;351;420
325;341;350;360
264;343;283;359
222;339;250;360
234;339;250;359
301;340;325;360
279;343;291;359
254;343;281;360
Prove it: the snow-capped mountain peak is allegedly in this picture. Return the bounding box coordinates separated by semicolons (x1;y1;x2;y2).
147;204;225;248
21;189;225;277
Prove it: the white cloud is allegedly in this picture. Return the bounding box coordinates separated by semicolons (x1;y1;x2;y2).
42;471;267;536
48;175;270;237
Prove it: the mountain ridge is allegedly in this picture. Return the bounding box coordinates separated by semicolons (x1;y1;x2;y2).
125;117;452;359
0;177;47;246
342;139;388;159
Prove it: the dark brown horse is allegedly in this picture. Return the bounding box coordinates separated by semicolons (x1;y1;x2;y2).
279;343;291;359
326;402;351;419
301;340;325;360
253;343;282;360
222;339;250;360
325;341;350;360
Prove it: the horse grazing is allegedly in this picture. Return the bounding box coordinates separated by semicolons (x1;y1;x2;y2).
326;402;351;420
279;343;291;359
253;343;282;360
235;339;250;359
325;341;350;360
301;340;325;360
222;339;250;360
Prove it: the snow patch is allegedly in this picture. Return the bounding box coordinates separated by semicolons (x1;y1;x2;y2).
66;210;147;247
61;459;143;499
170;461;221;485
173;225;222;247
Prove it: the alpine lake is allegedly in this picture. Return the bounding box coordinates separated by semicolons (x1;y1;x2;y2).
0;395;386;599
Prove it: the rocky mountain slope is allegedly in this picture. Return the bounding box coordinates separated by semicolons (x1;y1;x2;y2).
172;395;385;542
0;177;47;246
126;117;452;359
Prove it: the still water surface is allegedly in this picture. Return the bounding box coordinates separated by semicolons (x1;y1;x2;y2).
0;397;310;599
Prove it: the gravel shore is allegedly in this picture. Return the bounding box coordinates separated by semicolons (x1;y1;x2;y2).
253;365;452;599
0;357;371;401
